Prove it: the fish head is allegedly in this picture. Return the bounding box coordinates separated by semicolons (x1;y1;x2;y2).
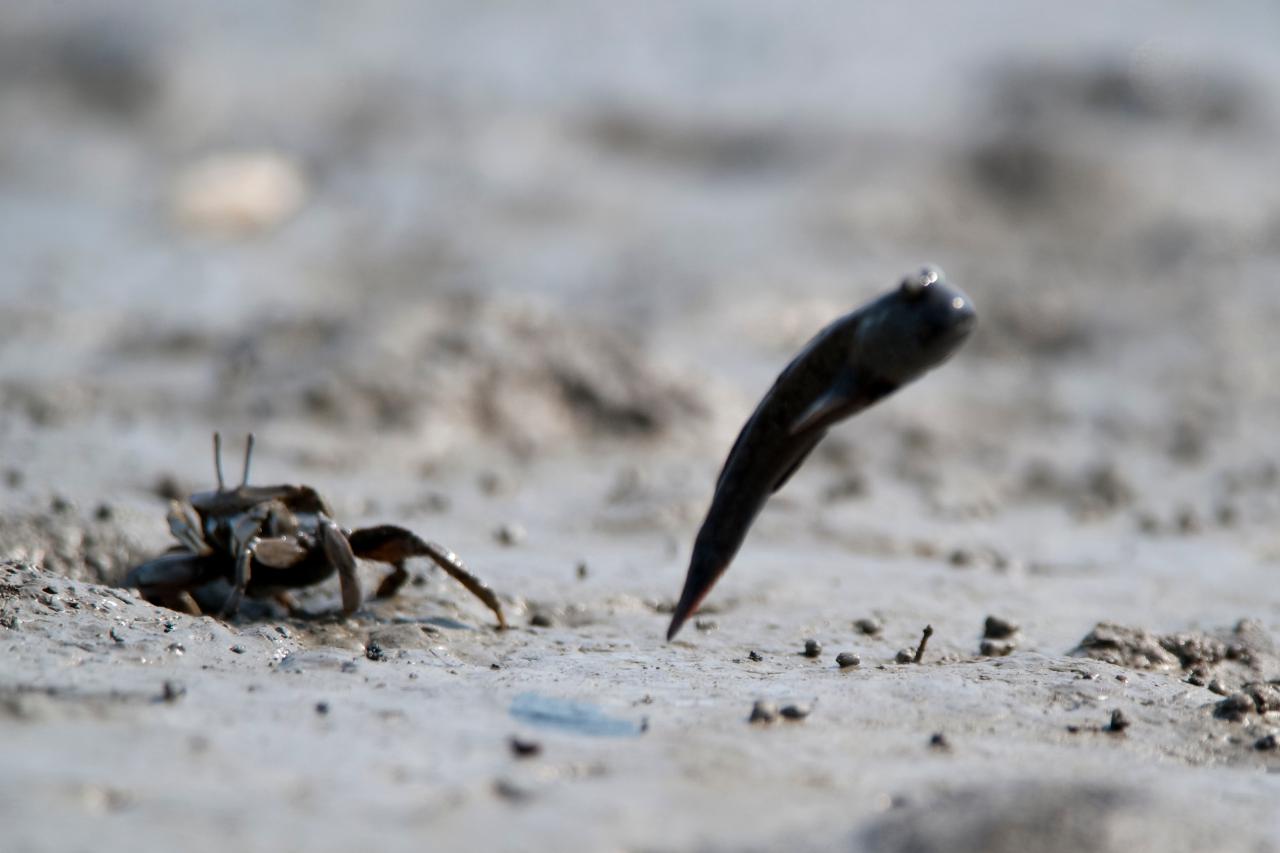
854;266;976;383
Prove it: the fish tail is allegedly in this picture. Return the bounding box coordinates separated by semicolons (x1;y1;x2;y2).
666;542;729;641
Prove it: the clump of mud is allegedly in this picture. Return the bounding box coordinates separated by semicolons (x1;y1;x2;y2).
1072;620;1279;691
0;503;146;586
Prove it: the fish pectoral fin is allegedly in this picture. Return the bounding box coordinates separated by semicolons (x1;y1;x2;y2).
789;386;855;436
770;431;824;494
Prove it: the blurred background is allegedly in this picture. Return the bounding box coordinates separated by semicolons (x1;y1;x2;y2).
1;0;1279;578
3;5;1280;851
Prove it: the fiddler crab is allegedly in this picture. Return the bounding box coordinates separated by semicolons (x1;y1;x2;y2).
125;433;506;628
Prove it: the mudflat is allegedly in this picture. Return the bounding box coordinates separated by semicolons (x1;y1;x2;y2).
1;4;1278;851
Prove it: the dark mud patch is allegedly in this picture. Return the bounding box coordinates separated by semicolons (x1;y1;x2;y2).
987;57;1256;130
859;782;1253;853
580;108;822;179
110;297;707;451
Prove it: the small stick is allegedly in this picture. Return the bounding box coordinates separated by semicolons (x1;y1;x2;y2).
913;624;934;664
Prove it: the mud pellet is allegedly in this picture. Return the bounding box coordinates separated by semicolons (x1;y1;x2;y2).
1215;693;1253;722
494;523;526;546
836;652;861;669
748;700;778;724
229;644;246;655
895;649;914;664
779;703;811;720
803;639;822;658
1207;679;1229;696
929;732;950;750
161;681;186;702
509;736;542;758
854;618;883;636
979;639;1015;657
747;650;763;662
982;615;1018;639
1108;709;1131;733
529;612;553;628
1255;734;1278;752
315;702;330;715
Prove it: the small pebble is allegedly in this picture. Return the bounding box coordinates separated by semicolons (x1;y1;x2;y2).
365;641;387;662
50;495;72;514
229;644;246;655
779;703;811;721
94;503;114;522
747;650;763;663
836;652;861;669
854;617;883;636
4;468;23;488
494;523;526;546
1185;673;1205;687
1108;709;1131;733
749;700;779;724
509;736;542;758
529;612;554;628
315;702;330;715
576;561;589;580
948;548;973;567
982;615;1018;639
895;649;914;664
1255;734;1278;752
1207;679;1229;696
928;732;950;750
803;639;822;658
161;681;186;702
695;618;718;632
109;626;125;644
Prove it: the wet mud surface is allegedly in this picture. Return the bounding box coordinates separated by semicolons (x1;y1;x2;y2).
3;2;1280;851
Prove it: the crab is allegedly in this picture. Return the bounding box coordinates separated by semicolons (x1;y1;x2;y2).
125;433;506;628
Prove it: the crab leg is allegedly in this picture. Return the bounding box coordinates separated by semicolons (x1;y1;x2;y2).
318;518;361;615
348;525;506;629
126;551;221;614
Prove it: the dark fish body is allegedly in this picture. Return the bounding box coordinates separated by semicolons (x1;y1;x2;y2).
667;267;976;640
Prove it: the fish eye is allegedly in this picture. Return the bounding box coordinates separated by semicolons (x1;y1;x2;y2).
899;267;937;301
